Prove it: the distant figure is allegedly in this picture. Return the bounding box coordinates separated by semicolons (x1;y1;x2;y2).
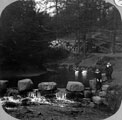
105;62;113;81
94;69;102;80
75;67;79;81
94;69;102;90
81;68;88;79
101;73;107;82
96;79;103;90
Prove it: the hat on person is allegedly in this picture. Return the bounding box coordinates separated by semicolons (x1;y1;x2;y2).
107;62;111;66
95;69;100;73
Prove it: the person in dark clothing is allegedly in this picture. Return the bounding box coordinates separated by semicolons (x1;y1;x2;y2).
94;69;102;90
105;62;113;81
94;69;102;80
96;79;102;90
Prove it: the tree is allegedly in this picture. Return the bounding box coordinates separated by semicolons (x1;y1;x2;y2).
50;0;121;54
0;0;56;71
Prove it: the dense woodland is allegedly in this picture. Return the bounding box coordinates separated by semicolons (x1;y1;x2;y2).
0;0;122;72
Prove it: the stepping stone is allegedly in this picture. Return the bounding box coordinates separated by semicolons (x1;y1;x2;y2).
18;79;33;92
66;81;84;92
38;82;57;91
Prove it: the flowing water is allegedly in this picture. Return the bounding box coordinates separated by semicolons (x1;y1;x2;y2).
1;89;113;120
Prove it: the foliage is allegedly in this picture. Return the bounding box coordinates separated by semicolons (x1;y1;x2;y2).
105;84;122;113
96;56;111;66
48;0;122;53
0;0;121;72
50;0;119;35
47;47;69;60
0;0;56;71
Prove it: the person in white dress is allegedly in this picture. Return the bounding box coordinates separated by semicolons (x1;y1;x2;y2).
75;67;79;81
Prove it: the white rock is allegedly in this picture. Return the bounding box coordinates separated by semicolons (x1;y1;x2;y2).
92;96;102;105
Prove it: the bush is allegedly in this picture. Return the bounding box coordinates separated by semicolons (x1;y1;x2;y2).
96;56;110;66
47;48;69;60
105;84;122;113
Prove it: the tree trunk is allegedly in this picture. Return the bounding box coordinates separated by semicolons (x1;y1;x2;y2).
55;0;58;39
83;34;86;58
111;30;116;54
77;0;80;54
111;8;117;54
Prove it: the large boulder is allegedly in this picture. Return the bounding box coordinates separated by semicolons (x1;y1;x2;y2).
38;82;57;98
18;79;33;92
38;82;57;91
66;81;84;92
0;80;8;96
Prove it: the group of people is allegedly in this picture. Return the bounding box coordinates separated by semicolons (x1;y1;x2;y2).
95;62;113;90
73;62;113;90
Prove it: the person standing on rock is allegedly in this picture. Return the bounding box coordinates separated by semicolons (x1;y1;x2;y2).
94;69;102;90
105;62;113;82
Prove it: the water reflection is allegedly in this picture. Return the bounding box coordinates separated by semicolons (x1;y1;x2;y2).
0;65;95;88
51;65;95;88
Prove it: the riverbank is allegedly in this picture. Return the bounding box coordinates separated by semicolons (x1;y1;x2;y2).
60;53;122;85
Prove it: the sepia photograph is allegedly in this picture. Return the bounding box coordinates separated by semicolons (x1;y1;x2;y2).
0;0;122;120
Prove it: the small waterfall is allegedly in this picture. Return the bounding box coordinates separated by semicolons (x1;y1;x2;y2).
56;92;66;100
